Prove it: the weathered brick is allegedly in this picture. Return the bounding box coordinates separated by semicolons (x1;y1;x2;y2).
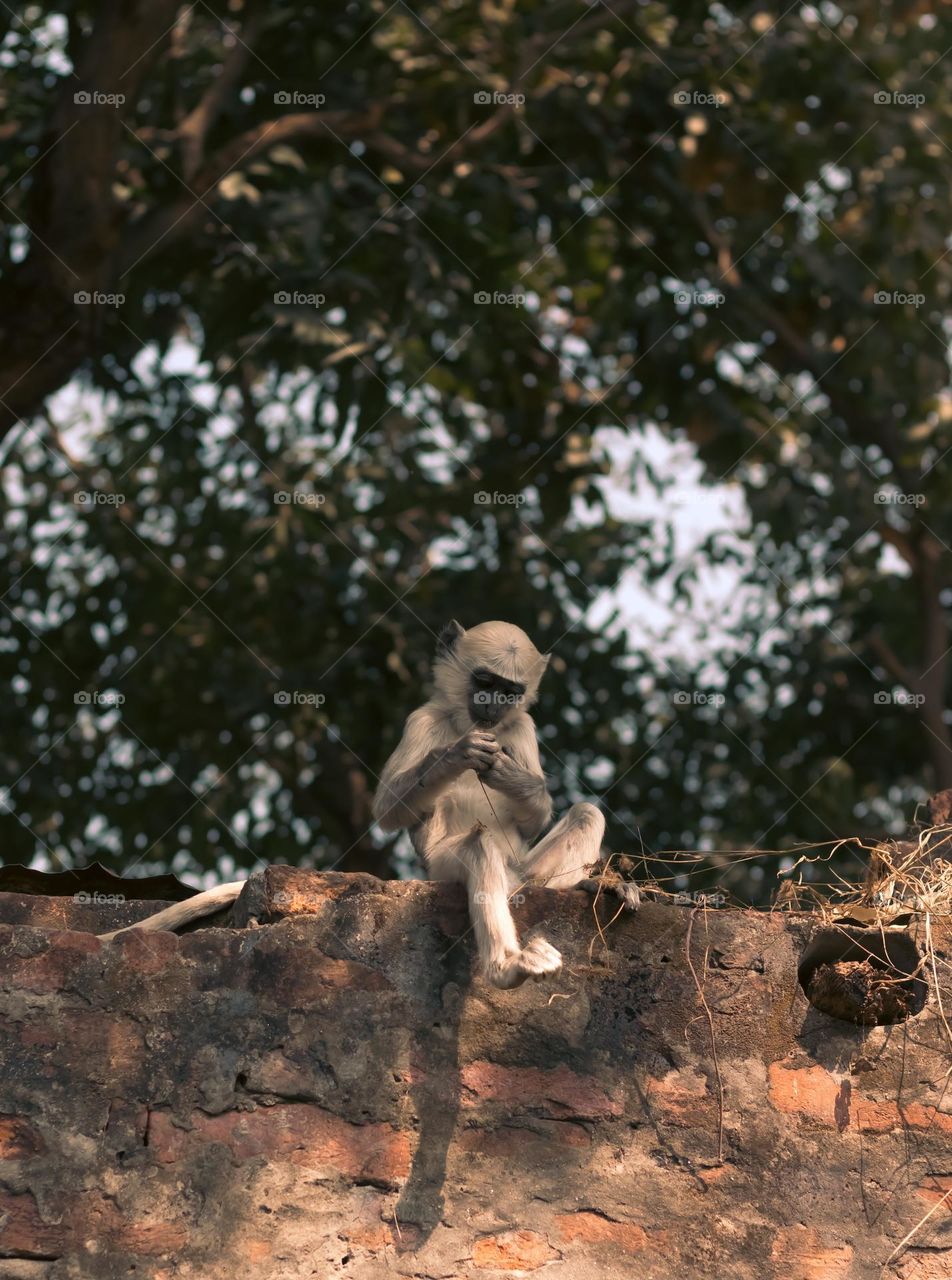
894;1251;952;1279
0;1189;185;1259
249;947;392;1005
111;926;180;973
347;1223;394;1250
767;1062;851;1131
916;1174;952;1210
460;1061;621;1119
645;1068;713;1125
769;1060;952;1136
457;1122;590;1157
0;1189;66;1256
0;1114;45;1158
1;930;100;994
472;1229;558;1270
768;1226;853;1279
147;1104;410;1184
117;1220;189;1255
554;1211;666;1255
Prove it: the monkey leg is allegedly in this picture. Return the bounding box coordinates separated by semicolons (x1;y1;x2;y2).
429;823;562;989
521;802;606;888
522;803;640;911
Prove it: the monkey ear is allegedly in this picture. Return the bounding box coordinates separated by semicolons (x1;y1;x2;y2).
540;652;552;672
436;619;465;657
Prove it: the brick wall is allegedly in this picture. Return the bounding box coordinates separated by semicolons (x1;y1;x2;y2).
0;868;949;1279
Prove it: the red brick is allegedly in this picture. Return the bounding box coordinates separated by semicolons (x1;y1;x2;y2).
460;1061;621;1119
645;1069;713;1126
458;1122;590;1158
251;951;392;1005
347;1224;394;1249
555;1211;667;1255
49;930;102;956
2;931;99;993
0;1113;45;1158
118;1221;189;1254
59;1011;146;1081
894;1252;952;1279
112;926;179;973
0;1189;66;1256
769;1061;952;1136
769;1225;853;1279
916;1174;952;1210
0;1189;183;1259
148;1104;410;1184
768;1062;851;1131
852;1098;952;1136
472;1229;558;1270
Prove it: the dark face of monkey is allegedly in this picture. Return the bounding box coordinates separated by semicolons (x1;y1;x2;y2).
432;619;547;729
468;667;526;726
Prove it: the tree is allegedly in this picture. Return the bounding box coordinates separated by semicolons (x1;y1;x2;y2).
1;2;949;902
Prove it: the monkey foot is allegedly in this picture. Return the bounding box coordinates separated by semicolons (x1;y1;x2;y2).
579;874;641;911
488;936;563;989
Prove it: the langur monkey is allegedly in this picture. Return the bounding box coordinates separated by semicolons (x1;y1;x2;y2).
371;620;638;989
99;621;636;976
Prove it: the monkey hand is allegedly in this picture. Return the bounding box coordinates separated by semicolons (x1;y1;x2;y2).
449;729;499;776
481;748;528;794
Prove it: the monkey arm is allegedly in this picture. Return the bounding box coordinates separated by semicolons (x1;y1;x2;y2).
481;715;552;838
483;751;553;838
372;710;498;832
373;745;461;832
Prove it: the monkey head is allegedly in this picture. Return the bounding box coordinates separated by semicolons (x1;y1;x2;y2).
432;619;550;727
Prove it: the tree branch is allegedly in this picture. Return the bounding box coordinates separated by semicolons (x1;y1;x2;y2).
177;14;265;183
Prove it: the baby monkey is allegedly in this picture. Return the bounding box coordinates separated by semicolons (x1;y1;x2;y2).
372;620;638;988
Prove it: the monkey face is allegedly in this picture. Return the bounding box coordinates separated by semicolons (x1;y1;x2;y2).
468;667;526;726
431;619;550;722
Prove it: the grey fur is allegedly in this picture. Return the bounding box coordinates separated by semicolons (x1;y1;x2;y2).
371;620;635;989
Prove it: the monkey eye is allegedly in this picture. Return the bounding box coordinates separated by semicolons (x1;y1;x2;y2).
472;672;493;686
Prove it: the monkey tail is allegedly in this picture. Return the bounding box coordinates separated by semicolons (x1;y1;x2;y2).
98;881;246;941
